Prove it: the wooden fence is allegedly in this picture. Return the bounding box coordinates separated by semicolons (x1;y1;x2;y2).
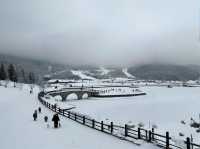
38;91;200;149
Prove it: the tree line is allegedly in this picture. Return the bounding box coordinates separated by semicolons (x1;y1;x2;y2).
0;63;35;84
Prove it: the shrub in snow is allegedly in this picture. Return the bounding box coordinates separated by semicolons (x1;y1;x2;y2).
178;132;185;137
128;124;135;128
190;118;200;128
180;120;186;125
196;129;200;133
190;122;200;128
138;122;144;128
152;124;158;129
127;121;135;128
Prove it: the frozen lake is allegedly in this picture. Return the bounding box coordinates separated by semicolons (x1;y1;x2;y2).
67;87;200;142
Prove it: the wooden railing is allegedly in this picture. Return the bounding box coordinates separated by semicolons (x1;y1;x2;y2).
38;91;200;149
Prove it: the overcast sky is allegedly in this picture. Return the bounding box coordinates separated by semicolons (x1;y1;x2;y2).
0;0;200;66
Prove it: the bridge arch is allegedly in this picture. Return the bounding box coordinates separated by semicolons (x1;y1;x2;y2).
82;93;89;99
66;93;78;100
54;95;62;101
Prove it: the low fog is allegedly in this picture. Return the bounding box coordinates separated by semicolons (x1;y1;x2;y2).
0;0;200;66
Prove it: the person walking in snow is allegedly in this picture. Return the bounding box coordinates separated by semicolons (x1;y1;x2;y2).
38;107;41;113
33;110;37;121
52;113;60;128
44;116;49;128
44;116;48;123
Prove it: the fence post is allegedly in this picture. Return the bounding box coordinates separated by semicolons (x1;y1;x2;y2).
145;130;148;140
83;116;85;124
186;137;191;149
125;124;128;137
152;128;154;141
92;119;95;128
75;113;77;121
148;130;152;142
138;127;141;139
101;121;104;132
110;122;113;134
68;111;71;118
166;131;170;149
54;104;57;112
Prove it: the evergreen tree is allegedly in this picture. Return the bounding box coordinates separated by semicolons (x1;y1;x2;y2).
28;72;35;84
8;64;17;82
0;63;7;80
21;69;27;83
13;71;18;83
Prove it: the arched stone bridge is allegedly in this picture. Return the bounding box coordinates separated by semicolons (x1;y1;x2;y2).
46;88;97;101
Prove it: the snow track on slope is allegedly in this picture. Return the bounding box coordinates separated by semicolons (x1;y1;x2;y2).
122;68;135;78
71;70;97;80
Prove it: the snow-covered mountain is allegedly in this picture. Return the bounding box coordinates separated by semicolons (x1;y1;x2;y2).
1;54;200;81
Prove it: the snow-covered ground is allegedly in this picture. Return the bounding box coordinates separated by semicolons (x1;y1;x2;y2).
0;82;156;149
98;67;112;75
51;86;200;144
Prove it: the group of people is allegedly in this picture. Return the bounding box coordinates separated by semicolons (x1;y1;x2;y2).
33;107;61;128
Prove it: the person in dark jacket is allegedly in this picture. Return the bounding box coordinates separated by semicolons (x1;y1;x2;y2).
44;116;48;122
44;116;49;128
38;107;41;113
33;110;37;121
52;114;60;128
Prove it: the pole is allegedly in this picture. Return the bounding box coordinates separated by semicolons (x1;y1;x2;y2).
186;137;191;149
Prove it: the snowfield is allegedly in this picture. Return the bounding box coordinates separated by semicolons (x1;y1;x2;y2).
0;83;156;149
52;86;200;144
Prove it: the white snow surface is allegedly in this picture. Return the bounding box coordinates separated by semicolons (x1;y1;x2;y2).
0;83;156;149
122;68;135;78
71;70;96;80
61;87;200;143
99;67;111;75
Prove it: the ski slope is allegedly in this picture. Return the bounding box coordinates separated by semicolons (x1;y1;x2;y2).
122;68;135;78
99;67;112;75
0;83;156;149
71;70;96;80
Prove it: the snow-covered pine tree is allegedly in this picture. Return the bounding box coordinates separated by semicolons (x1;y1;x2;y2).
28;72;35;84
0;63;7;80
7;64;18;85
21;69;27;83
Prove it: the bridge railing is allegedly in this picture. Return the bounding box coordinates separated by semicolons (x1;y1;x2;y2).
38;91;200;149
